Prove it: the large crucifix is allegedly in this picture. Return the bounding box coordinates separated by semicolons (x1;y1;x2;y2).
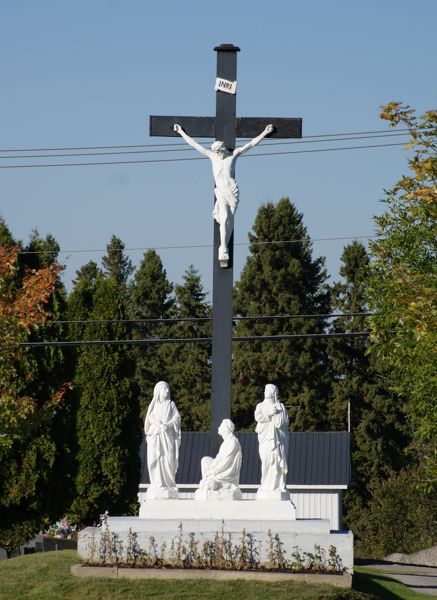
150;44;302;448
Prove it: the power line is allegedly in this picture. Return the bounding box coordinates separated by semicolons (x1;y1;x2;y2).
245;142;405;160
235;332;371;341
0;132;409;160
0;331;372;349
52;312;372;326
0;128;414;153
17;235;378;255
0;141;406;169
242;236;378;246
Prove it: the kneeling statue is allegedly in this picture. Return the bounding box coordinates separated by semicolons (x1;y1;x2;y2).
195;419;242;501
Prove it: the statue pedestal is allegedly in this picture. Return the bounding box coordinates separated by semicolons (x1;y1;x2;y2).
138;497;296;520
146;486;179;500
78;499;353;573
256;489;290;501
194;486;242;501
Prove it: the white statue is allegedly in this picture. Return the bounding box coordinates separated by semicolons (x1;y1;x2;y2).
195;419;242;500
173;123;274;265
144;381;181;499
255;384;290;500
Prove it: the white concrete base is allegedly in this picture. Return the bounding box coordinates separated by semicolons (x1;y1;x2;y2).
139;484;346;531
138;497;297;521
78;500;353;573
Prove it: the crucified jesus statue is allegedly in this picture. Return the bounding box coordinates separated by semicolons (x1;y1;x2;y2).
173;123;274;265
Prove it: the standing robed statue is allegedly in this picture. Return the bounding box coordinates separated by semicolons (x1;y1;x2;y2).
255;383;290;500
144;381;181;499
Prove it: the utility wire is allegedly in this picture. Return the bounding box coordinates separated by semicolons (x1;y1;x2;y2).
0;141;406;169
52;312;372;326
17;235;378;255
0;331;372;349
0;128;414;153
0;132;409;160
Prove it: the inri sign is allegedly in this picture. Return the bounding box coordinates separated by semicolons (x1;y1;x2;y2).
215;77;237;95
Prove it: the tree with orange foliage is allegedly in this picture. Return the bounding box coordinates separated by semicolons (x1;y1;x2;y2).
353;105;437;557
369;104;436;487
0;226;71;554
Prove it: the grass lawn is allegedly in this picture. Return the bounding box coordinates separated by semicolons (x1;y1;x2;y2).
0;550;370;600
353;566;432;599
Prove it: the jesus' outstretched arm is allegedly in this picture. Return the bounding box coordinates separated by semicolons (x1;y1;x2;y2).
233;124;274;157
173;124;211;157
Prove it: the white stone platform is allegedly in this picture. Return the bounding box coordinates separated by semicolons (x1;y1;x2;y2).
138;497;297;521
77;499;353;572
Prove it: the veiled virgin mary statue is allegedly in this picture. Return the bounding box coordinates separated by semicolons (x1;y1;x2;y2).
144;381;181;499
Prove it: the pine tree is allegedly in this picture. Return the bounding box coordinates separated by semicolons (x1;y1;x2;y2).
70;242;141;522
329;241;372;430
160;265;211;430
0;217;15;245
0;218;20;293
232;198;331;430
73;261;100;287
101;235;133;284
329;241;410;530
67;261;101;342
129;250;174;416
21;230;76;518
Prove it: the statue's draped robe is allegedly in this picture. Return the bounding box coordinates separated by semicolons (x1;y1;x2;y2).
212;154;239;224
201;435;242;488
144;399;181;490
255;400;289;491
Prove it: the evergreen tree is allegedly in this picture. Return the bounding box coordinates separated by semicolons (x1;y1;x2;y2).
65;260;103;493
161;265;211;430
328;242;410;530
329;241;371;430
21;230;76;519
24;229;60;269
0;217;15;245
129;250;174;416
67;261;101;342
73;260;100;287
232;198;331;430
101;235;133;284
0;218;19;293
70;242;141;522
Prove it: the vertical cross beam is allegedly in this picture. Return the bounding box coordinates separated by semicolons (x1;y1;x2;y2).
149;45;302;452
210;44;239;449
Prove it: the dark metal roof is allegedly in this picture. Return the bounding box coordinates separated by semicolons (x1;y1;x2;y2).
140;431;351;486
287;432;351;485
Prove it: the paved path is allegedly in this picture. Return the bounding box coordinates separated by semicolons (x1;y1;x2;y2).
362;562;437;597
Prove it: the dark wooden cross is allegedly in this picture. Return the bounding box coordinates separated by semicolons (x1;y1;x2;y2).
150;44;302;449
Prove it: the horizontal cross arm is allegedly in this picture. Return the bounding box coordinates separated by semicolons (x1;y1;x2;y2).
236;117;302;139
150;116;215;138
150;116;302;140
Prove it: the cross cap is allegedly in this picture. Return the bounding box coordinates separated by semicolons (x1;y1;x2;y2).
214;44;241;52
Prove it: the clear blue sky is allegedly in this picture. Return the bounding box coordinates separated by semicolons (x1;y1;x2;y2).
1;0;436;296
